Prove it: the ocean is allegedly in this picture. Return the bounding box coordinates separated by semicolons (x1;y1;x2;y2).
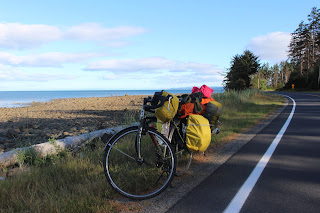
0;87;224;108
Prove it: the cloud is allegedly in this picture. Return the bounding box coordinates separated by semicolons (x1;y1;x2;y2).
103;73;118;80
247;32;291;63
162;72;224;87
65;23;146;41
0;22;147;49
0;52;100;67
0;23;62;49
84;57;221;74
0;69;75;81
87;57;223;88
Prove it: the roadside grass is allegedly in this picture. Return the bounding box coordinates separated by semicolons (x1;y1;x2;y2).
0;140;125;213
202;89;284;152
0;90;284;212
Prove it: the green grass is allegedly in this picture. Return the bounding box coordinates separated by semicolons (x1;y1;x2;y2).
1;140;121;213
0;90;284;212
209;89;284;148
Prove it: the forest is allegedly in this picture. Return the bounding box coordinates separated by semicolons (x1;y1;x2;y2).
225;7;320;91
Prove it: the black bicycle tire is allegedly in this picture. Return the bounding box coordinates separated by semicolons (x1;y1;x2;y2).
103;126;176;200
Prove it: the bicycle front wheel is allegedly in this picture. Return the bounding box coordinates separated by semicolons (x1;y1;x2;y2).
103;126;176;200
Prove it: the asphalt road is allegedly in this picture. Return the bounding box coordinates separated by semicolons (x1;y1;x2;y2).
166;92;320;213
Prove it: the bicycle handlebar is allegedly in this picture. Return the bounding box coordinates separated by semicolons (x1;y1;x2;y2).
143;95;170;112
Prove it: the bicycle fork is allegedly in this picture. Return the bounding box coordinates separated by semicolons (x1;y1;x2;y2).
136;126;167;164
136;106;167;165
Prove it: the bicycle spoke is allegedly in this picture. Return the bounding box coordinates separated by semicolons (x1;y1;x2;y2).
156;171;165;184
104;126;176;200
112;146;136;161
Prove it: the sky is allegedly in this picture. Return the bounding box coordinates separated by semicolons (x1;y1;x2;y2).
0;0;319;91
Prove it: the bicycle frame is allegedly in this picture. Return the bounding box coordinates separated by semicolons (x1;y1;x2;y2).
136;98;168;163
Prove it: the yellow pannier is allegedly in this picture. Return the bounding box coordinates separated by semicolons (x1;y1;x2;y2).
186;114;211;152
155;91;179;123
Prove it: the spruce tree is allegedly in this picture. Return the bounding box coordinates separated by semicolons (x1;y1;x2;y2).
224;50;260;90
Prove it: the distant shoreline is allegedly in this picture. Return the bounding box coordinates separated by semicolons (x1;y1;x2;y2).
0;88;224;108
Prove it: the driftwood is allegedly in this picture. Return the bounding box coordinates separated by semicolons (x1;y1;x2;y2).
0;125;127;168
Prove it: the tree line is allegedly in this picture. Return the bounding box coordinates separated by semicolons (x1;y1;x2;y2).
225;7;320;90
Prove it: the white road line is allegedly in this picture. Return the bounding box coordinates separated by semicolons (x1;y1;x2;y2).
224;95;296;213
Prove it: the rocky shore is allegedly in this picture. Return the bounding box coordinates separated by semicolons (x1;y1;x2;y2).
0;95;146;153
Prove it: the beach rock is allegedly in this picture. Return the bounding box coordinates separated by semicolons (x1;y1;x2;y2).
0;137;6;144
45;132;54;138
51;123;61;129
40;129;50;138
34;129;43;134
0;138;11;145
15;128;21;134
69;127;77;132
26;124;34;129
0;144;4;153
23;133;38;138
79;128;89;134
4;142;15;150
33;124;41;129
45;130;62;139
22;128;30;133
98;123;107;130
25;129;34;135
6;129;18;138
63;132;70;137
18;125;24;132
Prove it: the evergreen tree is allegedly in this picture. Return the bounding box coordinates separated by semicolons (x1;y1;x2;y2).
287;7;320;90
279;61;293;87
308;7;320;64
289;21;308;76
224;50;260;90
271;64;280;88
260;63;272;87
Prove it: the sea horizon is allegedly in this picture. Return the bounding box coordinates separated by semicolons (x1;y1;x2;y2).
0;87;224;108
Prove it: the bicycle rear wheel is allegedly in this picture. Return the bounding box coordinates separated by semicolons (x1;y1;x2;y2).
103;126;176;200
169;126;193;176
174;147;192;176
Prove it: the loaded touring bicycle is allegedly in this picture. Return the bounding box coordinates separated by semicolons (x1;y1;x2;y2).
103;89;222;200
